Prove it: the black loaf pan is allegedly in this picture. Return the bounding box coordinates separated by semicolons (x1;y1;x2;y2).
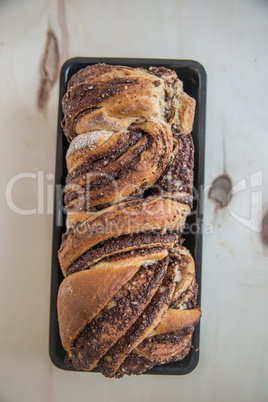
49;58;206;375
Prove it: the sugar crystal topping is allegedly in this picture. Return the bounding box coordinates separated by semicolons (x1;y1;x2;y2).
67;131;113;156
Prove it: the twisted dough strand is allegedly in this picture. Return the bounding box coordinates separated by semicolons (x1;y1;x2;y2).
61;64;195;214
57;64;200;377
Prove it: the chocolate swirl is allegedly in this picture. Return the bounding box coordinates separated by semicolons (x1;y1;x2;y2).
61;64;195;212
57;64;200;377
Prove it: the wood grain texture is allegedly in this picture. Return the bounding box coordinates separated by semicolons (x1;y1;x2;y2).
0;0;268;400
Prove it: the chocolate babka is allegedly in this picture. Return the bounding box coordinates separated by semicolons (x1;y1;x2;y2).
57;63;201;377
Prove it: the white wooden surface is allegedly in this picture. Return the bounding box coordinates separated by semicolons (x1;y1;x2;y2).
0;0;268;401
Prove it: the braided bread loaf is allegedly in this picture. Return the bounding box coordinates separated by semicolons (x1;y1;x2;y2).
57;64;201;377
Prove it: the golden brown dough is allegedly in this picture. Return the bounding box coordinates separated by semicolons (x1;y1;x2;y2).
58;197;190;277
98;257;178;377
61;64;195;142
61;64;195;213
59;251;169;370
57;64;200;377
57;259;142;354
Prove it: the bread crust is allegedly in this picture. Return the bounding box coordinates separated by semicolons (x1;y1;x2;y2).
98;256;178;377
118;332;193;377
57;262;140;353
61;64;195;213
148;308;201;337
64;119;174;210
61;64;195;142
169;246;196;302
58;197;190;277
57;64;200;376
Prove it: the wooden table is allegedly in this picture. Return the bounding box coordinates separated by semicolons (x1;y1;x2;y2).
0;0;267;401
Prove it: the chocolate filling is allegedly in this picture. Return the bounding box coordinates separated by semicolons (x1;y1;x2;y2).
148;66;176;81
64;131;151;210
172;280;199;310
98;263;176;377
142;134;194;207
62;64;141;141
66;130;143;182
63;73;139;116
156;134;194;192
60;65;198;377
67;64;136;89
67;231;177;276
67;259;168;371
118;327;194;377
144;326;194;345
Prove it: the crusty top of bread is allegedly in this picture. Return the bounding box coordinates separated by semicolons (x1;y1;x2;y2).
58;249;168;353
58;197;190;277
148;308;201;337
61;64;195;142
57;64;200;376
57;262;140;353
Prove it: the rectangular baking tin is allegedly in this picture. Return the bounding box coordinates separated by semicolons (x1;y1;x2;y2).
49;58;206;375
